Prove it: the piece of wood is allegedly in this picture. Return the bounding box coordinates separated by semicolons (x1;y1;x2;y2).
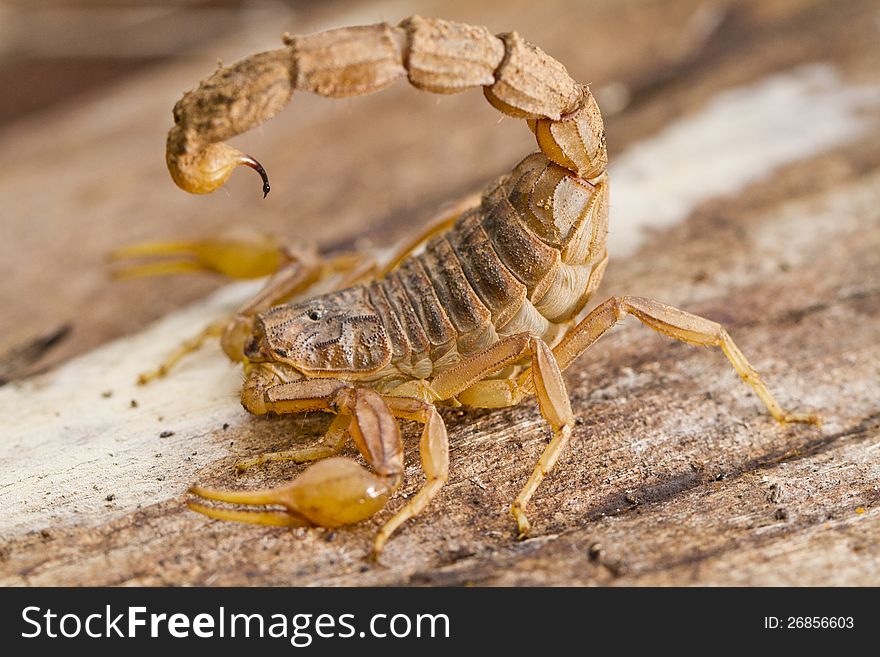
1;0;879;586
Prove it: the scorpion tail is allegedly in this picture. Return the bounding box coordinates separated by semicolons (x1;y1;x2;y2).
166;142;271;197
166;47;292;197
166;18;607;199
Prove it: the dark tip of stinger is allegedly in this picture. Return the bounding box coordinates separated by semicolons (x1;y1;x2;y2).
241;154;271;198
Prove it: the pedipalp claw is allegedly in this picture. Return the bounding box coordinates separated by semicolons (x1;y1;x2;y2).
187;458;391;529
186;501;310;527
110;228;286;280
189;484;291;506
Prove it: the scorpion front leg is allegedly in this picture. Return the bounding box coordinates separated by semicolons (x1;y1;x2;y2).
188;380;449;556
233;412;352;472
372;396;449;556
429;334;575;538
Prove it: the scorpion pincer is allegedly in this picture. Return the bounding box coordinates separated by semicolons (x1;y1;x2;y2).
114;16;819;557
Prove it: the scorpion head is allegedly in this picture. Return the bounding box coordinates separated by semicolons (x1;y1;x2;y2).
240;286;392;412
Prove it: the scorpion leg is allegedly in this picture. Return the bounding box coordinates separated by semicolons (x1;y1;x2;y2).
544;296;821;424
430;334;573;538
233;412;351;471
312;208;461;294
371;396;449;557
499;296;820;534
135;320;226;385
189;382;405;534
503;296;821;534
432;298;819;537
375;193;480;279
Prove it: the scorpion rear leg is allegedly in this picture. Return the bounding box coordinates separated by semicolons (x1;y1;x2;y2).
506;296;820;535
374;193;480;280
319;194;481;294
428;296;820;537
547;296;821;424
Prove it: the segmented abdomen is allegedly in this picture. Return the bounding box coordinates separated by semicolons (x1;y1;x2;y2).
368;153;609;372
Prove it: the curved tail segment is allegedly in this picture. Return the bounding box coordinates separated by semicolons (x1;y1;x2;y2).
165;16;608;196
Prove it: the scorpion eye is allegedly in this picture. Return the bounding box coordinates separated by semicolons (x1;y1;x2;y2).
307;310;322;321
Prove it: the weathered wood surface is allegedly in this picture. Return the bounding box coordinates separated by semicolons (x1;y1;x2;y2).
1;0;879;585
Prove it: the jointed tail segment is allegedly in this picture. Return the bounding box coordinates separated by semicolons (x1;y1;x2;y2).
166;16;607;196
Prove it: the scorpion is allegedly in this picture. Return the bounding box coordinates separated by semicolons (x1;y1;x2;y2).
114;16;819;557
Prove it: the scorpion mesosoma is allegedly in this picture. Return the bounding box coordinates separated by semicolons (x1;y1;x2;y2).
115;16;819;556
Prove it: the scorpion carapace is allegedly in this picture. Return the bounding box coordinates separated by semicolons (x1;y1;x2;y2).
116;16;819;557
